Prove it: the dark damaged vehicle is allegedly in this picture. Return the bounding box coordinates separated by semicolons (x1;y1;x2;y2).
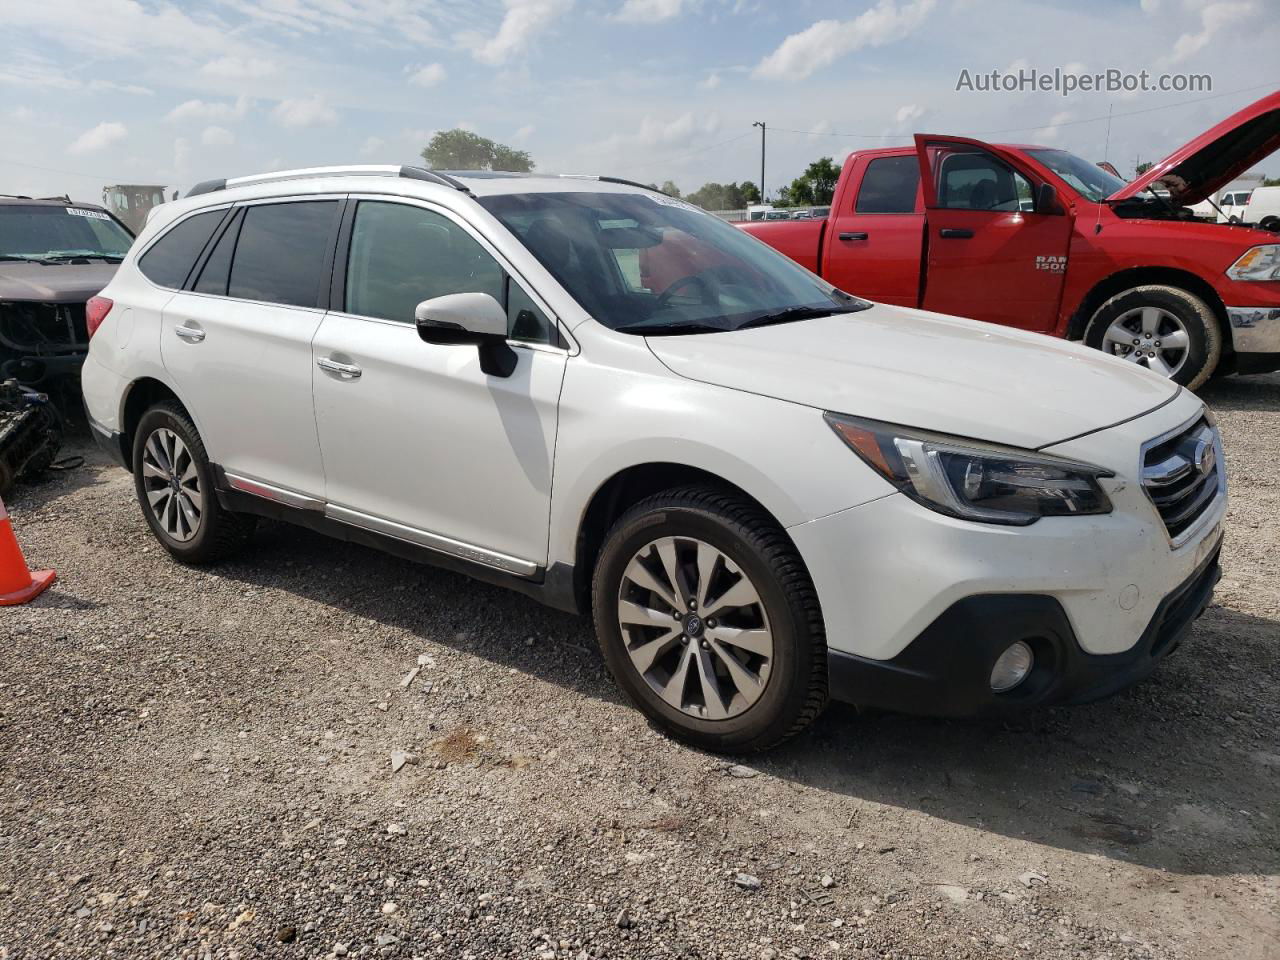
0;196;134;393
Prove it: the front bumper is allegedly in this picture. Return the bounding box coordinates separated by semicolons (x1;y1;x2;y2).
826;538;1220;716
1227;306;1280;371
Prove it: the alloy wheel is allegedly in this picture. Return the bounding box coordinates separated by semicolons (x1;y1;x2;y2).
141;427;203;542
616;536;773;720
1100;305;1190;378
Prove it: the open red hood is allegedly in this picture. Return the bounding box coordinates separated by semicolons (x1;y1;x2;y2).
1107;91;1280;205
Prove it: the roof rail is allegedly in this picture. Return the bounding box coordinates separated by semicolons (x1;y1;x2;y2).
558;174;673;197
185;165;471;198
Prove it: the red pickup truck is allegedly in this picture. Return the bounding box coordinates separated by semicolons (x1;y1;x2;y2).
740;91;1280;389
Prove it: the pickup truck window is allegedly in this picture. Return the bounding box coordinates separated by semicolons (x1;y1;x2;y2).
855;156;920;214
937;152;1031;212
480;191;866;335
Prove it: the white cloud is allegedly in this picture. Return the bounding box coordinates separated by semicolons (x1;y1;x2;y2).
808;120;832;140
273;95;338;128
894;103;925;127
88;79;153;95
755;0;936;81
464;0;574;66
407;63;446;88
201;55;277;80
1034;110;1074;143
702;71;721;89
201;125;235;146
11;106;35;122
1168;1;1257;64
165;97;250;123
359;135;386;156
615;0;690;23
68;121;127;155
173;137;191;175
513;124;535;142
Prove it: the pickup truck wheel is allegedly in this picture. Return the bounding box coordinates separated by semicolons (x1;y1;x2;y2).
1259;216;1280;233
132;403;255;564
1084;285;1221;389
591;485;827;754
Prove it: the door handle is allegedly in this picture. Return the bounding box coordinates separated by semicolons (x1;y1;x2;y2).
317;357;362;379
838;231;869;241
173;323;205;343
939;228;974;239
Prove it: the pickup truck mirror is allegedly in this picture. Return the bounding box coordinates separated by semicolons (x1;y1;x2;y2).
415;292;517;378
1034;183;1063;215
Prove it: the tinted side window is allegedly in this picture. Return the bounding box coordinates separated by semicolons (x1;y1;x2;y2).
936;152;1032;211
228;201;338;308
856;156;920;214
193;209;242;296
345;201;505;324
138;210;224;288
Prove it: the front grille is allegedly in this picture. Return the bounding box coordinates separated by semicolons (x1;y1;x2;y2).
1140;416;1223;544
0;300;88;355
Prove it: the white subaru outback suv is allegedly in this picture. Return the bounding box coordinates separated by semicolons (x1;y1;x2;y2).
82;166;1226;752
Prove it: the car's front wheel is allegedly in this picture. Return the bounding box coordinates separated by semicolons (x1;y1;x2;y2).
1084;284;1222;389
592;485;827;753
132;403;255;564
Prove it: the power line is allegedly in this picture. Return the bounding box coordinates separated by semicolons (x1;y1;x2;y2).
0;156;132;183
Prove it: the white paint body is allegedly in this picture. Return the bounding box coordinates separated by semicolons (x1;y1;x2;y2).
83;171;1226;665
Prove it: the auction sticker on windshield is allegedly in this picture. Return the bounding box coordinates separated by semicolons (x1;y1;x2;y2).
66;207;111;221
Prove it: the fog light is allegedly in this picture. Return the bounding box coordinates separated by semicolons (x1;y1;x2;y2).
990;641;1034;692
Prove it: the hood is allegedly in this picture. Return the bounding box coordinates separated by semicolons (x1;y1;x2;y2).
1107;91;1280;205
0;261;118;302
645;305;1178;450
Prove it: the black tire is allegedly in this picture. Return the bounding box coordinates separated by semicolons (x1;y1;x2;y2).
1084;284;1222;390
1259;216;1280;233
591;485;827;753
132;403;255;564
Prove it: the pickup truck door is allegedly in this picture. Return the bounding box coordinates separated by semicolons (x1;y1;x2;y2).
822;153;924;307
914;134;1073;333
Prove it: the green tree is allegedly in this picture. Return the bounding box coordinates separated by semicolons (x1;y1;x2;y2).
782;157;841;207
1135;161;1154;176
421;129;534;172
1263;175;1280;187
739;181;761;205
660;180;682;198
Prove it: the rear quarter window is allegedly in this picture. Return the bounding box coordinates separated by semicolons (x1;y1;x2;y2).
855;156;920;214
138;210;225;289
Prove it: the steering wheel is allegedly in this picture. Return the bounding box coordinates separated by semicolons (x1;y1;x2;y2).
656;271;719;310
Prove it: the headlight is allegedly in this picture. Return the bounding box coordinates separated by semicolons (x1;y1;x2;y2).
825;413;1113;525
1226;244;1280;281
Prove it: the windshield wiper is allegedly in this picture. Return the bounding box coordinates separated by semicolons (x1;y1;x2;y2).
736;304;864;330
618;320;730;336
39;253;125;263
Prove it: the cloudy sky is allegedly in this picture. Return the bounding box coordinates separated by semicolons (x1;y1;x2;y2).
4;0;1278;203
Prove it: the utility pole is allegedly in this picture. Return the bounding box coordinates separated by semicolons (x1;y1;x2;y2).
752;121;766;202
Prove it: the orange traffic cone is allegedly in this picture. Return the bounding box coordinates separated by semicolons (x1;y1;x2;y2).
0;494;54;606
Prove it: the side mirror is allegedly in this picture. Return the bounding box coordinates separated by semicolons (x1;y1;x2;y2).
1034;182;1063;215
415;292;516;377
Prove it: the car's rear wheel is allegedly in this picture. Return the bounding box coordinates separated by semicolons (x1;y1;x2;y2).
132;403;255;564
1084;284;1221;389
592;485;827;753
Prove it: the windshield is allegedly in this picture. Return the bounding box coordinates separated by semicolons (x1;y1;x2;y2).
0;205;134;261
478;191;868;334
1026;149;1128;202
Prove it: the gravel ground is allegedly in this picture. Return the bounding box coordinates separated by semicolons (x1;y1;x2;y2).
1;374;1277;960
